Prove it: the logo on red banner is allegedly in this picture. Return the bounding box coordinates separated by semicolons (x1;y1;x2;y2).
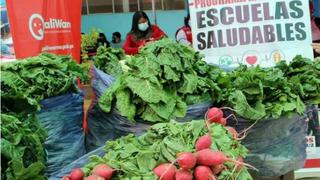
6;0;82;62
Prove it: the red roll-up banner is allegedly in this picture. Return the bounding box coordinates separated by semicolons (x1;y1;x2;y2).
6;0;82;63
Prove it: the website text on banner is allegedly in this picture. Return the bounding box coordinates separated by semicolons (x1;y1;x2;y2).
189;0;313;68
6;0;82;62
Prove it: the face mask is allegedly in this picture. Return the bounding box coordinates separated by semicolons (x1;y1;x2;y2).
138;22;149;31
188;20;191;26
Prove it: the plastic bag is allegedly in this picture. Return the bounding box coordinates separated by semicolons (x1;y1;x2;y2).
85;102;212;152
37;92;86;176
49;146;105;180
90;65;114;99
225;111;308;177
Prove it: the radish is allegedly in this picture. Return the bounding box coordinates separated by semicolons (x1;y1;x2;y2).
219;118;227;126
236;156;244;170
69;168;84;180
206;107;223;123
211;164;225;174
226;126;238;139
177;152;196;170
195;134;212;151
196;149;226;166
175;169;192;180
153;163;176;180
91;164;114;180
86;174;104;180
62;176;71;180
197;149;257;171
194;166;214;180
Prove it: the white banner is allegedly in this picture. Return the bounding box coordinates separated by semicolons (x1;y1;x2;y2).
189;0;313;68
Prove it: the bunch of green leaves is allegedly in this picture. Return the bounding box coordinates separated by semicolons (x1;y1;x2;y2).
1;53;88;113
1;114;47;180
226;65;305;121
99;38;222;122
94;46;125;77
83;121;252;180
81;28;100;61
276;56;320;104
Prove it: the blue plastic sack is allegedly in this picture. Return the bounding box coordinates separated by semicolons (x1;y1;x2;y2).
49;146;105;180
91;65;114;98
37;92;86;176
225;111;308;177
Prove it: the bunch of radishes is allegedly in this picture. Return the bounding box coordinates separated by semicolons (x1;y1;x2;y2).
152;107;255;180
153;133;251;180
62;164;114;180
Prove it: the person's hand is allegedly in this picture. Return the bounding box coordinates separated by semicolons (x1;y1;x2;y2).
312;43;320;54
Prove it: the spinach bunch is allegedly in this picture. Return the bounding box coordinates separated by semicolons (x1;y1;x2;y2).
94;46;125;77
83;121;252;180
276;56;320;104
99;38;223;122
1;53;88;113
226;65;305;120
1;114;47;180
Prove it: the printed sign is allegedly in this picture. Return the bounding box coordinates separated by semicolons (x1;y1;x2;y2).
189;0;313;68
6;0;82;62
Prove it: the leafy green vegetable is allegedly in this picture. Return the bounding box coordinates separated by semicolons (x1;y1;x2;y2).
83;121;252;180
1;114;47;180
1;53;88;113
94;46;125;77
276;56;320;104
99;38;222;122
225;65;305;120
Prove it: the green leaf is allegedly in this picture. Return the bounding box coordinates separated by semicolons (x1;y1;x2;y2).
178;73;198;94
116;89;136;121
126;76;165;103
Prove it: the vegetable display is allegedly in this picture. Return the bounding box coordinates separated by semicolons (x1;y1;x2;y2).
1;114;47;180
94;46;125;77
64;107;253;179
1;53;88;113
225;65;306;121
276;55;320;104
99;38;224;122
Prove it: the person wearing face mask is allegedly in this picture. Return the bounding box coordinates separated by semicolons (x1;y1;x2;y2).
123;11;166;55
175;14;192;46
111;32;124;48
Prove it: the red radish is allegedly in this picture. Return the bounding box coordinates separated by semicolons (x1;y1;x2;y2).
69;168;84;180
175;169;193;180
153;163;176;180
85;174;104;180
207;107;223;123
197;149;226;166
91;164;114;180
236;156;244;170
219;118;227;126
177;152;196;170
196;149;257;171
62;176;71;180
211;164;225;174
194;166;214;180
226;126;238;139
195;134;212;151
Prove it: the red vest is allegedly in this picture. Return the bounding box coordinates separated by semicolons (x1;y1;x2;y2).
176;26;192;44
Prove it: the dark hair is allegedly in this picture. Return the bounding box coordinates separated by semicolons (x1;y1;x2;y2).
129;11;152;39
98;33;110;47
184;14;190;27
113;32;121;39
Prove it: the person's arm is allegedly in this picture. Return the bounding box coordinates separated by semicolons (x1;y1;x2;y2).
123;34;139;55
176;29;191;46
312;43;320;53
151;25;166;40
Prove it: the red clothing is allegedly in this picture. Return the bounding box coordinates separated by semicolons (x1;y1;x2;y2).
123;25;165;55
176;26;192;44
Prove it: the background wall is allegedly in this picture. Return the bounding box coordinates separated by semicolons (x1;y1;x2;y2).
81;10;187;41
